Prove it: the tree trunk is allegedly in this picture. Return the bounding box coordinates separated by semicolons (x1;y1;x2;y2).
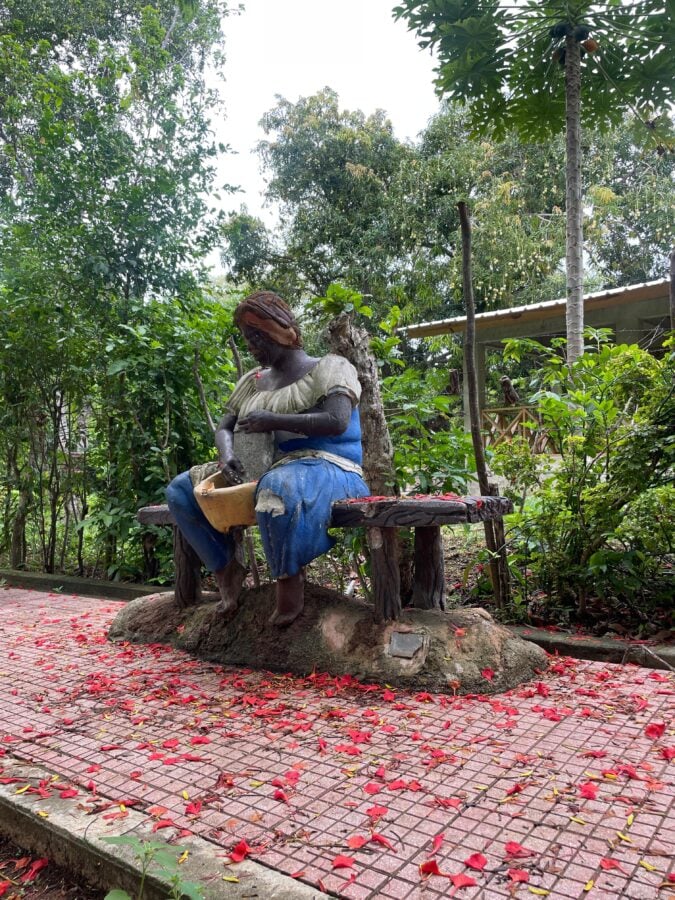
565;31;584;364
457;201;508;609
327;313;395;495
669;247;674;331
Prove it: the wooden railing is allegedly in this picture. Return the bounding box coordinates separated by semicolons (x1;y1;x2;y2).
482;406;553;453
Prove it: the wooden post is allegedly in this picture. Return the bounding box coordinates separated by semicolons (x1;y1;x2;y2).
411;526;445;610
367;526;401;622
173;526;202;608
457;201;508;608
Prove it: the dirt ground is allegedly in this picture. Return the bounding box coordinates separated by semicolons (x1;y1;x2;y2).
0;836;103;900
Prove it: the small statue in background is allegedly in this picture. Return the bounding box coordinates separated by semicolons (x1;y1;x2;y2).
500;375;520;406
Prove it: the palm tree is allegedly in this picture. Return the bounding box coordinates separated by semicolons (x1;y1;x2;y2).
394;0;674;361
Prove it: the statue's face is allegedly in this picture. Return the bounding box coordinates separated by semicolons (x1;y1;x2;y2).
240;325;285;367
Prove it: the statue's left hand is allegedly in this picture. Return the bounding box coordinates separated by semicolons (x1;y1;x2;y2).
237;410;279;433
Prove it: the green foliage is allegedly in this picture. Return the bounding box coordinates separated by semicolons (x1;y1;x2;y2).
0;1;237;580
102;836;204;900
222;94;671;326
382;368;474;493
394;1;674;143
501;335;674;620
308;283;373;320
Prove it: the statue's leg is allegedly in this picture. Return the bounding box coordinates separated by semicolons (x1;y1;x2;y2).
214;531;247;614
167;472;235;605
269;570;305;627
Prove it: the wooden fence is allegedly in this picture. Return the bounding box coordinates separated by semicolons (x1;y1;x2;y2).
481;406;553;453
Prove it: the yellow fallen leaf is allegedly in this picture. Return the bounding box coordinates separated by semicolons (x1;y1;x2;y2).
178;851;189;865
182;790;189;800
626;813;634;827
474;784;489;791
249;780;264;788
584;880;594;891
603;773;618;780
570;816;586;825
528;889;550;896
37;810;49;818
119;804;126;813
617;832;632;843
639;860;659;872
15;785;30;794
222;876;239;883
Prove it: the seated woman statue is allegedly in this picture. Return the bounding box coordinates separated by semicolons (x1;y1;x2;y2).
166;290;369;626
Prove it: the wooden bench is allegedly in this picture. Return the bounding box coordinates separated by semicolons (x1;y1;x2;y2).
137;494;512;622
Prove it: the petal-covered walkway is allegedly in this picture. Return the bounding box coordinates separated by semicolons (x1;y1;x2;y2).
0;587;673;899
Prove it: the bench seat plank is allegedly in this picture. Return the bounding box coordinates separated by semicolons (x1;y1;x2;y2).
330;495;512;527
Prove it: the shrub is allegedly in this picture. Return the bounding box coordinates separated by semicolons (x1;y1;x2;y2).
497;334;674;622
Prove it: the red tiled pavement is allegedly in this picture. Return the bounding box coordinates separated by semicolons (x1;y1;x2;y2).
0;586;673;899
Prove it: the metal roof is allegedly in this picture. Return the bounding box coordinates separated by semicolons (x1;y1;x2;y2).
403;279;670;339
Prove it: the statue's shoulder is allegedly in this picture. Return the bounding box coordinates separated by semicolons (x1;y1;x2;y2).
228;367;263;412
314;354;361;403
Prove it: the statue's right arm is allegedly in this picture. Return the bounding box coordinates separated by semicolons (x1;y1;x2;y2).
215;413;245;484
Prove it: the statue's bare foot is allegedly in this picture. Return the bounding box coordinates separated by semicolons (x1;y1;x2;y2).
269;572;304;627
214;559;246;616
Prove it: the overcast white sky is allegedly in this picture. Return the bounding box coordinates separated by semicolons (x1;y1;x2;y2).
211;0;440;227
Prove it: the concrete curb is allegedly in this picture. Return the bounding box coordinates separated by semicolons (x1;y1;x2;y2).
0;756;328;899
514;625;675;670
0;569;159;603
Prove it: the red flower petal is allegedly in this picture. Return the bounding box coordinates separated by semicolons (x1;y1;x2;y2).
481;668;495;681
432;833;445;853
464;852;487;871
504;841;535;859
371;832;395;851
366;804;388;818
346;835;369;850
332;855;354;870
507;868;529;883
599;858;625;872
579;781;599;799
645;722;666;740
20;859;49;883
419;859;444;877
450;872;477;889
229;840;252;863
58;788;78;799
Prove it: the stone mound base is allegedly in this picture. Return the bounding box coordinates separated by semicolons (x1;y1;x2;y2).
108;584;547;694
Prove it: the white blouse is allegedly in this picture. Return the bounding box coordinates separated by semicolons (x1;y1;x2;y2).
226;354;361;418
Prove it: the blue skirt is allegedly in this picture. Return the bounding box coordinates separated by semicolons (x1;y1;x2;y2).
166;459;369;579
256;458;369;579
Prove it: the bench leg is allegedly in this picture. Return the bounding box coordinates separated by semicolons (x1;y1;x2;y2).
173;526;202;608
367;526;401;622
411;526;445;610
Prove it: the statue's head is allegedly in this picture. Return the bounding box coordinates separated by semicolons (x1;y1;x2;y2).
234;291;303;350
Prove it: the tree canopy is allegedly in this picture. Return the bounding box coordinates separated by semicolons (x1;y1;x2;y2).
221;93;673;324
393;0;674;143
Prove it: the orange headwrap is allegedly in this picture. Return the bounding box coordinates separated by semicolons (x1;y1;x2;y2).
234;291;303;348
